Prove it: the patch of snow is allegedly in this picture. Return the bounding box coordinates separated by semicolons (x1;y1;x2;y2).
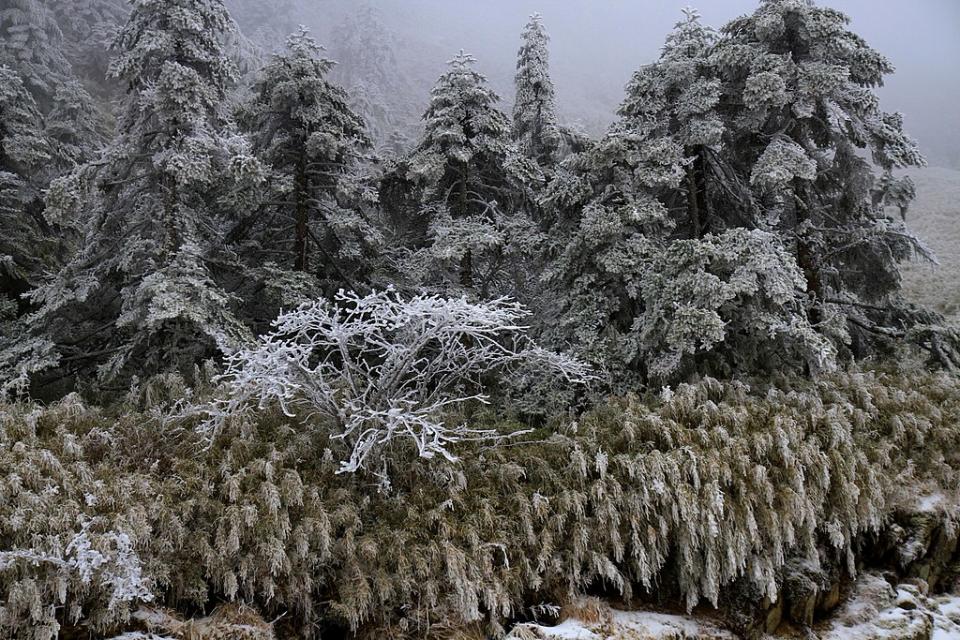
930;593;960;639
508;606;735;639
916;492;948;513
818;571;960;640
608;610;735;638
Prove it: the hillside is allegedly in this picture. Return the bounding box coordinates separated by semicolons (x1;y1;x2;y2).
901;166;960;322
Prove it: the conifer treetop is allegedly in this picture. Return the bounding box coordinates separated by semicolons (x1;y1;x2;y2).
513;13;561;165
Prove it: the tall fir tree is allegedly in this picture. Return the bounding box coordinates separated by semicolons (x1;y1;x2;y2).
0;0;106;329
223;0;295;49
328;2;410;148
512;13;561;168
11;0;256;392
0;65;57;316
712;0;956;364
0;0;105;160
47;0;129;101
541;8;834;387
397;51;542;299
236;27;377;299
0;0;71;109
619;8;727;239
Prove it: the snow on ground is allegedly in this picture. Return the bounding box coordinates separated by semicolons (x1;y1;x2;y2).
817;572;960;640
507;605;736;639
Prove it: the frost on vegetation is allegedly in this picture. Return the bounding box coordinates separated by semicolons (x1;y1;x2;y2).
0;525;153;611
0;523;153;639
201;288;591;473
750;137;818;192
1;367;959;637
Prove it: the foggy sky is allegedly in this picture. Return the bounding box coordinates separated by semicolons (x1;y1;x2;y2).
305;1;960;167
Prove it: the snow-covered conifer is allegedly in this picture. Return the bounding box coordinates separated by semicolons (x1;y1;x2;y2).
223;0;295;49
0;66;56;311
47;0;128;99
637;229;835;381
0;0;106;161
397;51;542;298
542;8;832;386
328;3;411;148
513;14;561;167
711;0;943;359
14;0;255;390
620;8;726;238
237;27;377;293
540;108;685;386
0;0;71;108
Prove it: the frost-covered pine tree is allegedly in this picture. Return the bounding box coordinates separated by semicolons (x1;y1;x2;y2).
0;0;105;161
410;51;537;220
223;0;295;49
540;108;684;386
513;14;561;167
0;66;57;316
11;0;256;391
619;8;728;238
711;0;952;362
0;0;71;109
0;0;103;326
541;8;834;387
397;51;543;298
237;27;377;295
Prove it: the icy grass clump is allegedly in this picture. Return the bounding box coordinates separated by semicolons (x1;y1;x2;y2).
202;289;591;473
0;525;153;612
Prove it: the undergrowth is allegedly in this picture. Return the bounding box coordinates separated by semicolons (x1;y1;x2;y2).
1;368;959;638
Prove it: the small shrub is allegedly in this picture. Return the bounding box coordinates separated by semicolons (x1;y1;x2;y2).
200;289;591;474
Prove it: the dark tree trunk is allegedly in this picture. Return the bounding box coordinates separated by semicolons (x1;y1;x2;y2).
294;158;309;272
794;180;823;325
686;150;710;239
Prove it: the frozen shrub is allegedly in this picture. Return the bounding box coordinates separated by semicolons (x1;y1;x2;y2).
201;288;591;473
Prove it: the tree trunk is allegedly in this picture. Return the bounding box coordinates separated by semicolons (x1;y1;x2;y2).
686;164;701;239
794;180;822;325
457;162;473;288
686;150;710;239
294;158;309;272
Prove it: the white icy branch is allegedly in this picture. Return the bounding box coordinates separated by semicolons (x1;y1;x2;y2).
201;288;591;473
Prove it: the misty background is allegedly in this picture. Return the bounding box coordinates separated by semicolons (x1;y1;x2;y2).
236;0;960;168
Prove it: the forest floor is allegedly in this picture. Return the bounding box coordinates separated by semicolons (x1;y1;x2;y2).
901;165;960;323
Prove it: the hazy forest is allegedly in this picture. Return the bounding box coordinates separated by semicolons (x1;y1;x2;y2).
1;0;960;638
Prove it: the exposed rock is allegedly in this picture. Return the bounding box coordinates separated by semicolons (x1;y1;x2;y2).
783;560;821;626
781;555;846;628
716;575;776;638
894;494;960;592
